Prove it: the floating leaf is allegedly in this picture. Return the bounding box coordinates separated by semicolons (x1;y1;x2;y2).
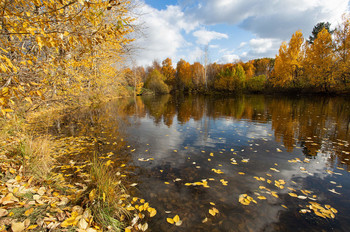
289;193;298;197
167;217;174;224
173;215;180;223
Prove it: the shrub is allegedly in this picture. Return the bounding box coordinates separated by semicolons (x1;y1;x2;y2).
145;70;169;94
245;75;267;92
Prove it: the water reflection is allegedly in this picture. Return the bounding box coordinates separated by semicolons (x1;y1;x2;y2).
124;94;350;232
42;94;350;232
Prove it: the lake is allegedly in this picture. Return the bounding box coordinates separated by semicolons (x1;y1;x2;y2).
46;94;350;232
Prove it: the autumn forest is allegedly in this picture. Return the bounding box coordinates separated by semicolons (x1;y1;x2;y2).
126;19;350;95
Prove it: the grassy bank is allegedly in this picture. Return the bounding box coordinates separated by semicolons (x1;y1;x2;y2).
0;95;155;231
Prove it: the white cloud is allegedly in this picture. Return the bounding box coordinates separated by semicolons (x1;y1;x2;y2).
188;0;349;40
238;42;247;48
193;29;228;45
238;38;282;60
132;4;198;66
218;54;240;64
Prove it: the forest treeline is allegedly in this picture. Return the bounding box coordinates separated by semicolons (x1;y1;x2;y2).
126;16;350;95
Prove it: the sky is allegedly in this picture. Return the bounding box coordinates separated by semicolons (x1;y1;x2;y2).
131;0;350;67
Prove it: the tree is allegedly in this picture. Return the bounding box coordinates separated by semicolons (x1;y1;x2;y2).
304;28;335;92
161;58;176;89
273;31;304;88
334;14;350;87
308;22;333;44
214;63;245;92
273;42;289;87
176;59;192;91
242;61;255;79
144;70;169;94
254;58;275;77
0;0;135;116
191;62;205;89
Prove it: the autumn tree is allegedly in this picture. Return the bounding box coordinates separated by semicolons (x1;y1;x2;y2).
0;0;135;116
214;63;245;92
334;14;350;87
304;28;335;92
254;58;274;77
161;58;176;89
273;31;304;88
191;62;205;89
176;59;192;91
242;61;255;79
144;69;169;94
206;63;220;88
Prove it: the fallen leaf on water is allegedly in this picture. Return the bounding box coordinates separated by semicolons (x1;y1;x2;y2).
209;207;219;216
328;189;341;195
148;207;157;217
288;193;298;197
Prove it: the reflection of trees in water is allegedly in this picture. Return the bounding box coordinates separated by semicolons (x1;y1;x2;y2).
128;94;350;167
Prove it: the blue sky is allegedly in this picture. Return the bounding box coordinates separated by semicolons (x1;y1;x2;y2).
132;0;349;66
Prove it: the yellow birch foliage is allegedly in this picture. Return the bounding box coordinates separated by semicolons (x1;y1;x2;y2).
273;31;304;87
304;28;335;92
176;59;192;91
161;58;176;88
334;14;350;87
0;0;135;116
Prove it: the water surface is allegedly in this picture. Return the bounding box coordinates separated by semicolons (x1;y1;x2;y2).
47;94;350;232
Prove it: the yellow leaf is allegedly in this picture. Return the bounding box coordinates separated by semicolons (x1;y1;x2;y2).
105;160;112;166
103;192;105;202
173;215;180;223
27;225;38;230
209;209;216;216
167;218;174;224
257;196;266;200
25;97;32;104
288;192;298;198
89;189;96;202
149;208;157;217
24;208;34;216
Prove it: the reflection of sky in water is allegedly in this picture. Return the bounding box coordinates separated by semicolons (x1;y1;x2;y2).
125;108;350;231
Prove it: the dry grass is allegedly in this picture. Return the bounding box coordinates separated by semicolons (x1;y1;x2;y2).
88;156;130;231
0;117;54;181
19;135;54;181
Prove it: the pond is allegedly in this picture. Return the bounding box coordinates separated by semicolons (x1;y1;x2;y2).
46;94;350;232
